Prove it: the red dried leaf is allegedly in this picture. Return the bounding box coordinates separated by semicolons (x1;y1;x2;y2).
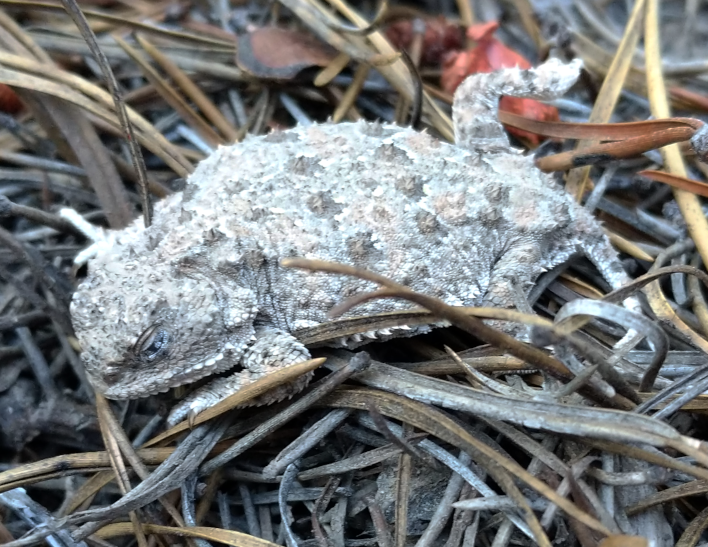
237;27;337;80
0;84;22;114
441;21;558;145
385;16;464;65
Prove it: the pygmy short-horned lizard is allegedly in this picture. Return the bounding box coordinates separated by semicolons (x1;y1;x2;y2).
69;58;638;425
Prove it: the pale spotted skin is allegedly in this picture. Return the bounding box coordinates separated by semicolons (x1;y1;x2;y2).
70;59;636;425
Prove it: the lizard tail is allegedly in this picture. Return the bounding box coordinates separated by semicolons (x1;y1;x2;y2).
453;58;583;152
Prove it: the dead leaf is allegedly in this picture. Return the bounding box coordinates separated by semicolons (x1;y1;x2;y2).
0;84;22;113
237;27;338;80
441;20;559;145
385;16;463;65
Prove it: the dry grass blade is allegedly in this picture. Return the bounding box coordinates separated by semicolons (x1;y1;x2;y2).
60;0;152;226
565;0;646;198
639;170;708;199
0;56;192;176
68;416;231;529
0;12;133;229
136;34;238;142
199;353;370;475
325;354;708;471
0;448;178;494
626;479;708;516
95;523;281;547
394;434;412;547
95;394;148;547
324;388;609;544
644;0;708;266
115;35;222;150
676;507;708;547
279;0;454;140
0;1;236;46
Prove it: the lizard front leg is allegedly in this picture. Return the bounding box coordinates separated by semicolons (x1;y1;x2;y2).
167;327;313;426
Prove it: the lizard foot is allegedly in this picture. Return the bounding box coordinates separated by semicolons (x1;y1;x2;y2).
167;327;313;426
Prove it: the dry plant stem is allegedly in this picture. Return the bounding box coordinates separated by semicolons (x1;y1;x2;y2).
678;505;708;547
279;0;453;140
414;451;470;547
115;35;222;149
639;169;708;199
0;490;81;547
0;50;192;172
332;63;369;123
399;49;422;128
96;395;148;547
0;13;134;230
148;358;325;444
325;353;708;473
553;299;668;392
94;395;189;532
262;408;352;478
314;52;351;86
645;0;708;296
297;443;406;480
326;389;608;544
237;484;260;537
0;195;85;237
598;261;708;350
635;362;708;419
0;13;109;196
688;253;708;335
322;0;389;35
136;34;238;142
394;429;412;547
366;403;434;465
626;478;708;523
0;225;72;308
565;0;646;199
600;265;708;306
199;352;370;475
0;1;234;48
278;462;300;547
0;54;192;177
90;522;282;547
15;326;57;398
60;0;152;227
194;470;222;525
68;415;231;531
648;264;708;352
607;230;655;263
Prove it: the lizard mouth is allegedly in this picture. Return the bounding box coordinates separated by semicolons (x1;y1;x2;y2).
98;347;239;399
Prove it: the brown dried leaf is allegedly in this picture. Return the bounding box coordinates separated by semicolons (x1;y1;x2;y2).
237;27;337;80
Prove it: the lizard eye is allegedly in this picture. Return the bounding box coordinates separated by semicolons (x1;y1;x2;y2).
135;324;171;362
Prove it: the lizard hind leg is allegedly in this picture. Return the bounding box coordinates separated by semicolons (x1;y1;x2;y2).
166;327;313;426
452;58;583;152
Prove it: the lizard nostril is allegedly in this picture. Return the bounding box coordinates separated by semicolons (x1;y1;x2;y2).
102;363;123;385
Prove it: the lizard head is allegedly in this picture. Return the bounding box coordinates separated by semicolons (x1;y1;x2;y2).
70;251;257;399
